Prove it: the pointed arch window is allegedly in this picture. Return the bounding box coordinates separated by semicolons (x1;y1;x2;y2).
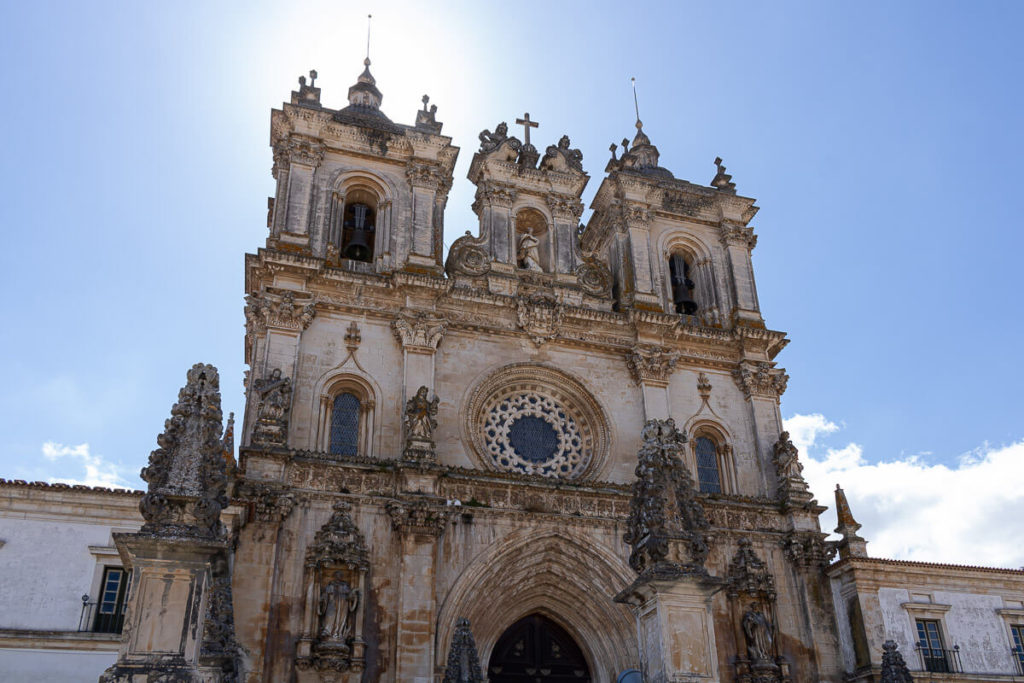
329;392;361;456
694;436;722;493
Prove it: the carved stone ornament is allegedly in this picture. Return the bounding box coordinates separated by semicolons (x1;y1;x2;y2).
727;539;776;601
138;363;229;539
772;431;813;506
305;502;370;571
781;530;835;569
623;418;710;577
575;256;612;297
515;295;565;345
251;368;292;448
200;554;241;678
539;135;585;174
733;361;788;401
477;122;521;161
403;385;439;462
407;161;448;191
392;309;447;351
240;481;296;524
720;220;758;250
442;617;484;683
245;289;316;339
881;640;915;683
445;231;491;277
385;499;454;538
697;372;713;400
626;346;680;385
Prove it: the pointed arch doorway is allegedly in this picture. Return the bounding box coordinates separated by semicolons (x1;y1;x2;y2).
487;613;592;682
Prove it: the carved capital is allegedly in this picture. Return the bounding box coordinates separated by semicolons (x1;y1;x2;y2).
286;136;326;167
239;482;296;524
732;361;788;401
719;220;758;250
546;194;584;221
626;345;680;385
474;182;517;209
406;161;447;191
781;530;835;569
623;202;651;227
385;499;454;538
392;309;447;351
245;289;316;339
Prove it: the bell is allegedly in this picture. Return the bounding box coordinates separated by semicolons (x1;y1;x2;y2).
673;280;698;315
669;254;698;315
343;229;372;262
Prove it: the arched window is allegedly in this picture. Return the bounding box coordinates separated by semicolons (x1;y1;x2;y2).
329;392;361;456
340;188;377;263
668;253;698;315
694;436;722;493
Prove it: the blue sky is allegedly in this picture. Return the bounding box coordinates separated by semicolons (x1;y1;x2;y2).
1;1;1021;565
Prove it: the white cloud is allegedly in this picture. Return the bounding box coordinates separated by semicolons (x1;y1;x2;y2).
785;414;1024;569
41;442;132;490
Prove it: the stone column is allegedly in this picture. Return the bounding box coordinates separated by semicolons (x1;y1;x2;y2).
624;204;662;311
719;221;762;326
392;308;446;403
733;360;789;497
386;500;454;683
473;182;516;269
406;162;446;274
547;194;584;277
279;137;325;249
626;346;680;421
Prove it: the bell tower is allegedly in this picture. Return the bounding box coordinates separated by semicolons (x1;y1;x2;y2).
266;61;458;275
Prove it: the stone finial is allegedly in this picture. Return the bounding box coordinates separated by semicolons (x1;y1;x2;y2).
711;157;737;193
347;58;383;110
442;618;484;683
880;640;914;683
697;372;713;400
834;484;869;559
415;94;443;134
624;418;710;576
291;69;322;108
138;363;229;539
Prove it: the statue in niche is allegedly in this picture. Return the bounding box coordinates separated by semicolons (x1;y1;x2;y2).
318;575;359;643
404;386;439;440
517;228;543;272
742;607;774;662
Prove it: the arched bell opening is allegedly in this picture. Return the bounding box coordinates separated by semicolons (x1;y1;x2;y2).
340;187;378;263
668;251;698;315
487;613;592;683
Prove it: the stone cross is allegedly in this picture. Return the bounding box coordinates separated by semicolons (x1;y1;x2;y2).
515;112;539;147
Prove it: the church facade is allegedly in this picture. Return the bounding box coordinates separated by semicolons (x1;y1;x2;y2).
6;59;1020;683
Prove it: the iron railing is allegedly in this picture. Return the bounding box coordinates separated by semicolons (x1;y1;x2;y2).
914;643;962;674
77;594;125;634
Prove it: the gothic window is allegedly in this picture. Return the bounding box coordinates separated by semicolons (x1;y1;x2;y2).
694;436;722;493
668;253;698;315
340;188;377;263
92;567;129;634
330;392;360;456
916;619;950;673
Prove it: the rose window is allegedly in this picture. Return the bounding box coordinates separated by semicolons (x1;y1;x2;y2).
465;365;609;480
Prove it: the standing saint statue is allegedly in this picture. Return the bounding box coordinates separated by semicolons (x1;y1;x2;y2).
742;607;774;662
318;576;359;643
404;386;439;441
517;228;543;272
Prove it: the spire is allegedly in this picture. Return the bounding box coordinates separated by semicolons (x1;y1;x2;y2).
347;56;383;110
834;483;869;559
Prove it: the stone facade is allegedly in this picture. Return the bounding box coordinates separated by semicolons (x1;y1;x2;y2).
2;58;1022;683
